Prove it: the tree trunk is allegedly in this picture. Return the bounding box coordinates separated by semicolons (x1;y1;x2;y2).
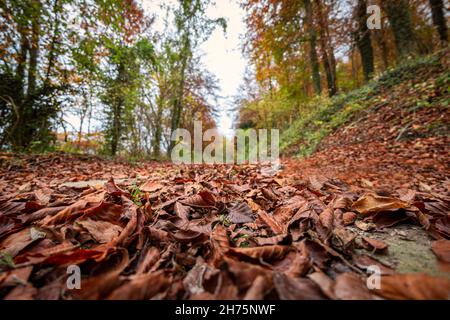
315;0;337;96
168;42;188;156
373;29;389;71
153;98;164;159
28;4;40;98
304;0;321;95
111;101;122;156
381;0;417;58
355;0;375;81
429;0;448;45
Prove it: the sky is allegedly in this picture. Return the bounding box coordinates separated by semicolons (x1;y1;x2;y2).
141;0;247;137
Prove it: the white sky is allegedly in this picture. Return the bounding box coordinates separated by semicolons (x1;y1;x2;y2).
142;0;247;137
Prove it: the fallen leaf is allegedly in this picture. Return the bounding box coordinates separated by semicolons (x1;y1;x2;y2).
374;274;450;300
352;193;410;215
140;180;163;193
333;273;376;300
273;272;328;300
431;239;450;263
228;202;254;224
362;237;388;252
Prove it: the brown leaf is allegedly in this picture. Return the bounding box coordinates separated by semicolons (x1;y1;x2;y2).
229;245;291;261
273;273;328;300
362;237;388;252
0;266;33;287
261;188;278;201
107;270;170;300
228;202;254;224
243;275;270;300
73;249;129;300
272;205;295;226
319;208;334;231
77;218;122;243
110;196;139;247
224;257;271;290
140;180;163;193
431;239;450;262
174;202;190;221
0;227;43;257
43;247;112;267
352;254;394;275
4;283;37;300
105;178;130;197
172;229;207;243
333;196;353;211
34;188;53;206
342;212;357;226
374;274;450;300
272;251;311;277
352;193;410;215
333;273;376;300
183;257;219;296
136;246;160;274
41;192;105;226
256;209;284;234
181;191;216;208
254;234;290;246
372;211;411;228
308;272;335;299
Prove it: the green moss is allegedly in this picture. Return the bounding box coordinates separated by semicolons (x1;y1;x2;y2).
352;225;450;279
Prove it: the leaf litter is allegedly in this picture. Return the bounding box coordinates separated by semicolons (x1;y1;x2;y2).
0;153;449;300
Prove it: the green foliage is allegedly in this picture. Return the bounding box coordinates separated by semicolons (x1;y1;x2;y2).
0;253;15;271
130;182;143;206
280;92;368;156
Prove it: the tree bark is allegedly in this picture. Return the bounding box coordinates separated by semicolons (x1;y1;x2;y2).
304;0;321;95
373;28;389;71
429;0;448;45
315;0;337;96
381;0;417;58
28;2;41;98
355;0;375;81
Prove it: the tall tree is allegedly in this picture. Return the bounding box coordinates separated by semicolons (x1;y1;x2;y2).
355;0;374;81
304;0;321;94
315;0;337;96
381;0;417;58
429;0;448;45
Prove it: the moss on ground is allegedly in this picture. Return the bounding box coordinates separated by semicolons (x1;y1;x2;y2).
351;224;450;279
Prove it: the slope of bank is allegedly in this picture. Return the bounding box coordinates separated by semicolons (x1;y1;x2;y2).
281;50;449;191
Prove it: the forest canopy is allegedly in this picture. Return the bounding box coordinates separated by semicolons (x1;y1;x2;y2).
0;0;225;157
237;0;448;133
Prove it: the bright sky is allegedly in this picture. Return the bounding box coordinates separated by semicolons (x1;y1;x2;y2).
199;0;247;137
141;0;247;137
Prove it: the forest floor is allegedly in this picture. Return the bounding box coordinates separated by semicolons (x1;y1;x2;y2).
1;53;449;300
0;144;449;299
